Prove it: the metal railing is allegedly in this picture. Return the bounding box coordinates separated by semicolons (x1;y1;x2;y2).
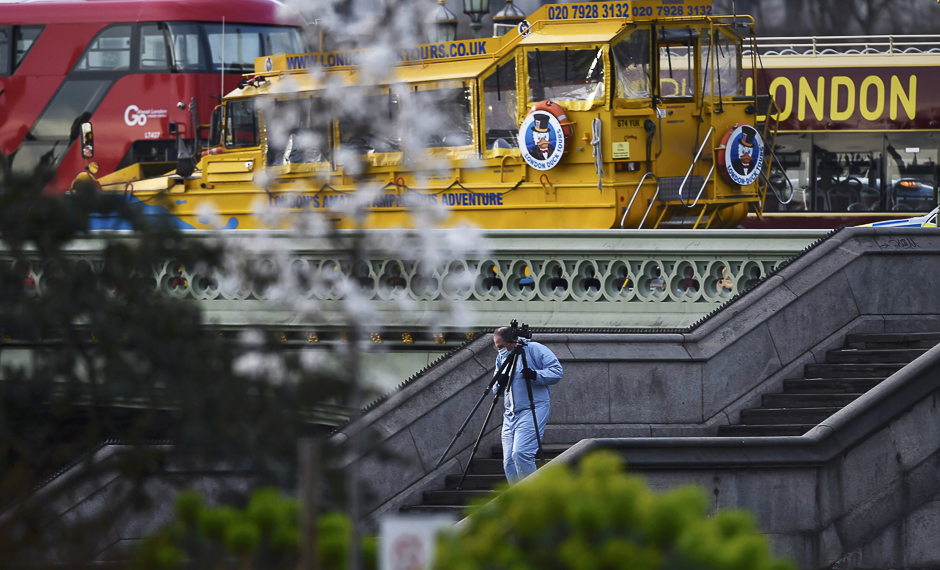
749;34;940;56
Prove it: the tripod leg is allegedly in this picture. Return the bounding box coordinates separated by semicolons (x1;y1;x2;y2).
435;354;515;470
519;348;543;462
457;392;502;491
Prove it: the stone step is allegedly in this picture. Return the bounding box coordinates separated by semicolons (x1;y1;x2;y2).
445;474;504;491
398;504;467;516
782;377;884;394
826;348;927;364
739;407;841;425
718;424;817;437
487;443;570;458
845;332;940;349
465;458;505;475
422;489;492;506
804;363;904;379
762;393;862;408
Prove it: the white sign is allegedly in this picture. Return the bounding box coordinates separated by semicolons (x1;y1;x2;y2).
124;105;168;127
379;514;454;570
518;111;566;171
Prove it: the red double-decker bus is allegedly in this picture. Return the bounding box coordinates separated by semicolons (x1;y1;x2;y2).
0;0;307;192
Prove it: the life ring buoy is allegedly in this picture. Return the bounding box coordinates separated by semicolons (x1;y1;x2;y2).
717;123;765;186
527;100;572;153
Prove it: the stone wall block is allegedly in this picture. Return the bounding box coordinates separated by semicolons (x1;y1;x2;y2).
764;533;815;570
712;469;817;534
356;429;426;514
835;476;904;554
889;394;940;470
407;383;501;472
701;324;781;419
609;361;703;423
54;489;122;560
779;239;865;298
901;451;940;513
685;277;792;358
550;361;609;424
841;429;902;513
767;270;859;364
545;424;652;443
818;523;844;569
845;254;940;316
884;314;940;333
566;340;691;362
852;520;903;570
901;498;940;567
369;356;490;444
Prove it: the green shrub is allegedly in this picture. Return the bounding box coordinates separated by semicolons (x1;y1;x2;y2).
136;488;374;570
435;451;794;570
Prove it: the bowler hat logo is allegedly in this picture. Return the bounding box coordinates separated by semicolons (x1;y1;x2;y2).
725;124;764;186
264;57;273;72
518;111;565;171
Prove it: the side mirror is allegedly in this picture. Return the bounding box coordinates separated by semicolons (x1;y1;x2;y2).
80;122;94;159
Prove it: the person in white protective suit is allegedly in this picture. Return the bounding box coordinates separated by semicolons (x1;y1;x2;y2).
492;327;563;483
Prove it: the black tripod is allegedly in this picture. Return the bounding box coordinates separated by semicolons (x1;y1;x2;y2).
434;339;543;490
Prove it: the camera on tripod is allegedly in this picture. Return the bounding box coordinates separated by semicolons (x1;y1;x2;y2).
509;319;532;340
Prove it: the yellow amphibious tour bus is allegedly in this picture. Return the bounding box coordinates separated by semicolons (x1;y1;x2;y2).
90;0;772;230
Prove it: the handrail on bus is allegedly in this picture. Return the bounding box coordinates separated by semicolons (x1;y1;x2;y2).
760;146;795;207
749;33;940;57
677;126;714;208
621;172;658;229
687;165;714;209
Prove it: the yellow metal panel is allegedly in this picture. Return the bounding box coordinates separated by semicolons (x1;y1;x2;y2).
519;21;626;45
391;59;494;83
207;160;254;174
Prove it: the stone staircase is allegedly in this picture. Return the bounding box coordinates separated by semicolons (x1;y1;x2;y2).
400;443;569;515
401;332;940;515
718;332;940;436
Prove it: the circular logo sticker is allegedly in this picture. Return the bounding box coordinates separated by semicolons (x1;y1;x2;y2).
264;57;273;72
517;20;531;38
519;111;565;171
724;124;764;186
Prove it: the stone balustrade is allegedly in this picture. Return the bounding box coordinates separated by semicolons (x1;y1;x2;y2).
3;229;826;334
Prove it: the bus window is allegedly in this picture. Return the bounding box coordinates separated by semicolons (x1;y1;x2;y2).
413;85;473;148
167;23;203;71
204;24;305;72
339;92;401;155
612;30;651;100
885;134;938;212
482;59;518;149
527;48;604;104
0;28;9;76
225;100;258;148
813;132;883;212
767;134;811;212
266;98;330;165
14;26;43;71
139;24;169;71
657;28;696;98
702;28;742;97
73;25;132;71
30;79;110;139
